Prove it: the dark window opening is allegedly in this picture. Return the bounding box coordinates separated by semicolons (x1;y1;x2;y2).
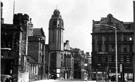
53;21;57;26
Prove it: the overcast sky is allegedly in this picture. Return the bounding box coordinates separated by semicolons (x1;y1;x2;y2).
2;0;134;53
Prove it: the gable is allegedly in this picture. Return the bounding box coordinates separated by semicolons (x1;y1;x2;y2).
33;28;45;36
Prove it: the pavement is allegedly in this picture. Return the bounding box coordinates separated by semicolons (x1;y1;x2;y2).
31;79;97;82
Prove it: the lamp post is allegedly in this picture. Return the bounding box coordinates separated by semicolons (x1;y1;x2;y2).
94;24;118;82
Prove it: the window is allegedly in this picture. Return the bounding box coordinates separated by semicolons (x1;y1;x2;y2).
128;36;133;41
101;56;106;62
123;35;127;41
102;36;106;42
109;44;112;52
94;35;98;43
98;35;102;41
109;35;114;41
129;45;132;52
126;56;130;63
101;44;106;52
125;24;132;30
95;44;99;52
120;56;124;63
111;44;115;52
123;45;127;52
127;45;130;53
108;55;112;62
117;35;121;42
118;45;121;53
98;44;102;52
121;44;124;53
53;21;57;26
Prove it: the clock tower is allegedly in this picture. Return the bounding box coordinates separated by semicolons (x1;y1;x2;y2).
48;9;64;77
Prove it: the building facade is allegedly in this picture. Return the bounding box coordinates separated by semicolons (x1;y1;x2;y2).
28;28;46;81
1;13;31;82
72;48;83;79
91;14;134;81
63;40;74;79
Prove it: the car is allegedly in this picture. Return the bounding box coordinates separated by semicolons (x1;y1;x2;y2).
1;74;13;82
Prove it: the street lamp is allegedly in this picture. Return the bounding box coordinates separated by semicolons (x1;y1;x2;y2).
94;24;118;82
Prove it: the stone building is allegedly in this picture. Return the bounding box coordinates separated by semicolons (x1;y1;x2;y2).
91;14;134;81
1;12;31;82
28;28;46;81
63;40;74;79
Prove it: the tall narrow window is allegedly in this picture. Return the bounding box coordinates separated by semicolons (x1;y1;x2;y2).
95;44;98;52
101;44;106;52
127;45;130;53
123;45;127;53
98;35;102;42
123;35;127;41
121;44;124;53
98;44;102;52
102;36;106;42
109;44;112;52
112;44;115;52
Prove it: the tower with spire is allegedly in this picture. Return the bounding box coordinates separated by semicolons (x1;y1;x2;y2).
48;9;64;77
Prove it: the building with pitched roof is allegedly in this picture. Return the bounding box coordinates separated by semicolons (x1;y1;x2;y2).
28;28;46;81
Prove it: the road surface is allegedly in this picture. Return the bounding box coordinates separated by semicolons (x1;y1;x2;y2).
31;79;97;82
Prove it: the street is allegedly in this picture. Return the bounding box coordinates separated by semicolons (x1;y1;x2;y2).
31;79;97;82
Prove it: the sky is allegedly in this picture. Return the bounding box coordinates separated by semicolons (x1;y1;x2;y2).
1;0;134;53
